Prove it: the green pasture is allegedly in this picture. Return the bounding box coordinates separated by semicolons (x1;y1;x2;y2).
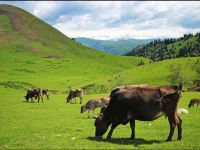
0;88;200;149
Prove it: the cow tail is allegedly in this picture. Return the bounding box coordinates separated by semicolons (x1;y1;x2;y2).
176;108;189;116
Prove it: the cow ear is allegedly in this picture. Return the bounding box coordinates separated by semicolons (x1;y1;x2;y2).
161;90;181;102
96;113;103;120
99;113;103;119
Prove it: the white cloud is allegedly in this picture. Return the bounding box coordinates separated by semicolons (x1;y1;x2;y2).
52;1;200;39
1;1;200;39
24;1;63;19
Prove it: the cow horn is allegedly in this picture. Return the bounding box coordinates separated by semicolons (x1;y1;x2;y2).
93;116;98;119
178;82;183;91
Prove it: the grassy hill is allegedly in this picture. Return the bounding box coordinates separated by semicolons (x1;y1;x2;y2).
75;37;151;55
126;33;200;61
0;4;149;93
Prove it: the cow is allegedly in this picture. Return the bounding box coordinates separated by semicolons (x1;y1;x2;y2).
41;89;49;99
188;98;200;108
25;88;43;103
81;96;110;118
94;84;182;142
110;84;148;96
66;89;83;104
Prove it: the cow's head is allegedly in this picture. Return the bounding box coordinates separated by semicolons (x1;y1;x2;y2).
24;95;29;101
66;96;71;103
159;88;182;112
94;114;109;137
80;106;86;113
24;90;31;101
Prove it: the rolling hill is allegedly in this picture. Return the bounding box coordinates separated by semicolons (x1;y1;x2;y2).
75;37;151;55
0;4;149;93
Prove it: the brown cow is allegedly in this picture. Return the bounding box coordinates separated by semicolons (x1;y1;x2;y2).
81;96;110;118
94;84;182;142
66;89;83;104
188;98;200;108
25;88;43;103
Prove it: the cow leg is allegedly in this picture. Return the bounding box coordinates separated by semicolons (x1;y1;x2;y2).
80;96;82;104
130;120;135;139
197;104;198;108
177;116;182;140
93;110;95;117
38;97;40;103
88;110;90;118
166;117;176;141
41;96;43;103
46;94;49;100
106;122;119;140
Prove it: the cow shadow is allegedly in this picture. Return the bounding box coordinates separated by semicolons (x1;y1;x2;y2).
87;137;163;146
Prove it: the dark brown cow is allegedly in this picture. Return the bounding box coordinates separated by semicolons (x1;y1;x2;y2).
188;98;200;108
66;89;83;104
25;88;43;103
94;84;182;142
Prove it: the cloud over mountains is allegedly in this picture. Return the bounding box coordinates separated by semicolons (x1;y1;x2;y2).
1;1;200;40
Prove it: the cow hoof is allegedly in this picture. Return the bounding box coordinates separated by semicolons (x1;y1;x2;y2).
130;137;135;140
106;137;111;141
166;138;172;142
177;137;182;140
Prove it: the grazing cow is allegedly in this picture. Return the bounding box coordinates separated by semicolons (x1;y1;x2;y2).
66;89;83;104
94;84;182;142
41;89;49;99
25;88;43;103
110;84;148;96
188;99;200;108
81;98;108;118
99;97;110;106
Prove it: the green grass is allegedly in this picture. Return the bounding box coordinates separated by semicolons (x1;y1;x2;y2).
0;88;200;149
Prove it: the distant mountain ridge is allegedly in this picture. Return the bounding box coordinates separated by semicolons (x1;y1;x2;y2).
75;37;152;55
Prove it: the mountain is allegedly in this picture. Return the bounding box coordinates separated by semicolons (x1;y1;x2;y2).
75;37;151;55
0;4;149;93
125;33;200;61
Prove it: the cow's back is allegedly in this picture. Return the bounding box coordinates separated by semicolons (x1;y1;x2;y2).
103;88;164;123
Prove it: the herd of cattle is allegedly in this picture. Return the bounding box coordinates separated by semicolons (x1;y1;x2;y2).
24;84;200;142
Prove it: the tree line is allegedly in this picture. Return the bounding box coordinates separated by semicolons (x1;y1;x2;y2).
125;32;200;61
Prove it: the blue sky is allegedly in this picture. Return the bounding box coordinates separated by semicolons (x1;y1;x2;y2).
1;1;200;40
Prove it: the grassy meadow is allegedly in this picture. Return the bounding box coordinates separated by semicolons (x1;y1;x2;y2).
0;88;200;149
0;4;200;149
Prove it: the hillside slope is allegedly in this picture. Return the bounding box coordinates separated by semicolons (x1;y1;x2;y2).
126;33;200;61
75;37;151;55
0;4;149;92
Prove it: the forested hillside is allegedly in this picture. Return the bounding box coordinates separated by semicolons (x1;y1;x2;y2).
126;33;200;61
